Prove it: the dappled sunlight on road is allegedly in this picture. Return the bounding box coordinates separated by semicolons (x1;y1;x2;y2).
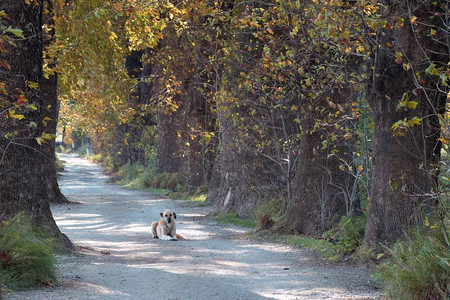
4;153;381;300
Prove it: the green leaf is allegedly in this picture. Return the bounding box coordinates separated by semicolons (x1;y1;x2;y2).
5;26;25;39
391;119;404;131
426;63;439;76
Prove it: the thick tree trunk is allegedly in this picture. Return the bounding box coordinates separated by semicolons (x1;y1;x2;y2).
364;0;447;246
156;100;184;174
42;0;69;204
42;71;69;204
0;0;73;250
207;115;264;217
286;90;360;234
206;2;271;217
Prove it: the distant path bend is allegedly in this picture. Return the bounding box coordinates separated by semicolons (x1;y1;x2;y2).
8;153;382;300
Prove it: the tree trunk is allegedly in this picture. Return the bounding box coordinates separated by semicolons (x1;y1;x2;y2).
156;100;184;174
286;89;360;234
364;0;447;246
0;0;73;250
42;0;69;204
206;2;280;217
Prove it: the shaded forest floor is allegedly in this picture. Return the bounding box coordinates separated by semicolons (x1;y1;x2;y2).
6;154;383;299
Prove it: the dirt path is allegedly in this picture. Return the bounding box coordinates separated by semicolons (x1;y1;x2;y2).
7;154;382;300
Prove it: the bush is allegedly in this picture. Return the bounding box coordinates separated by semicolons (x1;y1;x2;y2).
254;197;285;230
0;213;58;289
378;227;449;299
323;215;367;254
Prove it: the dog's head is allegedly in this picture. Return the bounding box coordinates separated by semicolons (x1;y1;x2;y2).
160;210;176;224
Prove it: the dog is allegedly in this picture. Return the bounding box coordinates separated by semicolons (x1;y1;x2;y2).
151;210;185;241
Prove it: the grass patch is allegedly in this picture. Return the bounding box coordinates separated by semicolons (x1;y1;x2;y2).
286;235;340;261
250;230;340;261
377;226;450;299
0;213;59;290
212;212;257;228
111;162;210;206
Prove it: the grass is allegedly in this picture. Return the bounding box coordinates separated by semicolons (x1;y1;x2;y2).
104;161;209;206
254;197;285;230
377;226;450;299
212;212;258;228
55;153;65;173
0;213;59;290
286;235;340;261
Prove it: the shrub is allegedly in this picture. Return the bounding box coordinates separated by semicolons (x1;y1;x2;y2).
378;227;449;299
0;213;58;289
166;173;184;191
323;215;367;254
141;167;155;187
254;197;284;230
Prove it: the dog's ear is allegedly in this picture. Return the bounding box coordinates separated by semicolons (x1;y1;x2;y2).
173;212;177;219
160;212;163;217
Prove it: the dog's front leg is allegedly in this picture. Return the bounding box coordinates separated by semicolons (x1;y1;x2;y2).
169;230;178;240
160;234;173;241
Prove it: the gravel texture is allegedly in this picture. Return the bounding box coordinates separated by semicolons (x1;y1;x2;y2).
6;153;383;300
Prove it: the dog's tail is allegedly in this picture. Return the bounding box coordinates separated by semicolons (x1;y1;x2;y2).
176;233;186;240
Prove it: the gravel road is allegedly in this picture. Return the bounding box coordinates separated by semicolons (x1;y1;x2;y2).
7;153;383;300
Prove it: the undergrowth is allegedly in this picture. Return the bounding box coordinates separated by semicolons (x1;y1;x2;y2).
323;215;367;255
212;212;257;228
286;235;340;261
0;213;58;290
377;225;450;300
95;160;209;205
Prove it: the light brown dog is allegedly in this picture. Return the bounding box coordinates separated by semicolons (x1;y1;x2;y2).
151;210;185;240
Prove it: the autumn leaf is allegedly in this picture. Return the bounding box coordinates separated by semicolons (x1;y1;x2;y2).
389;178;398;191
26;81;39;90
395;51;403;64
0;82;6;95
8;110;25;120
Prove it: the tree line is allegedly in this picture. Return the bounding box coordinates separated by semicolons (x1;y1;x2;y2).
0;0;448;251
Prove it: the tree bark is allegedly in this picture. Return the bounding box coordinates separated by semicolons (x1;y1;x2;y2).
364;0;447;246
42;0;69;204
287;89;361;234
0;0;73;250
206;1;279;217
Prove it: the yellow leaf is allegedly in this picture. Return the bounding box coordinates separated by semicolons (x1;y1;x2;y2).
407;117;421;127
9;110;25;120
26;81;39;90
